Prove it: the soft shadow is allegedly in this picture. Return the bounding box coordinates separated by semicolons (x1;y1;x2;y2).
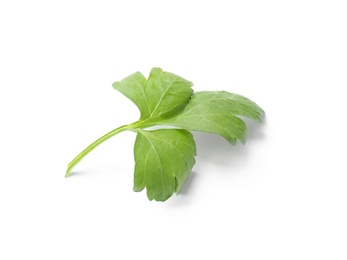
242;117;266;141
179;171;198;195
165;120;266;207
66;170;96;178
192;119;266;167
163;172;198;208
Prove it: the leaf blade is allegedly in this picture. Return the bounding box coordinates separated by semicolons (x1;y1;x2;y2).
160;91;264;144
112;68;193;121
145;68;193;118
133;129;196;201
112;71;150;119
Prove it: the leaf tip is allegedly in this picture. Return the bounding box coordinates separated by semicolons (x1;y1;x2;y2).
65;164;72;178
259;109;266;122
239;137;247;145
111;81;120;89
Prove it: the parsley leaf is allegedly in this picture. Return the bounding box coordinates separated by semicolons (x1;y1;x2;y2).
134;129;196;201
112;68;193;120
66;68;264;201
159;91;265;144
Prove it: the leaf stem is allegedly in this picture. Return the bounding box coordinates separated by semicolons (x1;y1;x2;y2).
65;124;129;177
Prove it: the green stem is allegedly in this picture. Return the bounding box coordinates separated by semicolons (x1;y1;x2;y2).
66;124;129;177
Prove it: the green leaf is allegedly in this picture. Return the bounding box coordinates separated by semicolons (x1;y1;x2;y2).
112;71;150;119
133;129;196;201
160;91;265;144
67;68;265;202
112;67;193;120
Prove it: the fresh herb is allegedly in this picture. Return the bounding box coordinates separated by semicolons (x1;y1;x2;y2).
66;68;264;201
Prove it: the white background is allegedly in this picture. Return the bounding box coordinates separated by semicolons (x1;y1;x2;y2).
1;0;346;259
